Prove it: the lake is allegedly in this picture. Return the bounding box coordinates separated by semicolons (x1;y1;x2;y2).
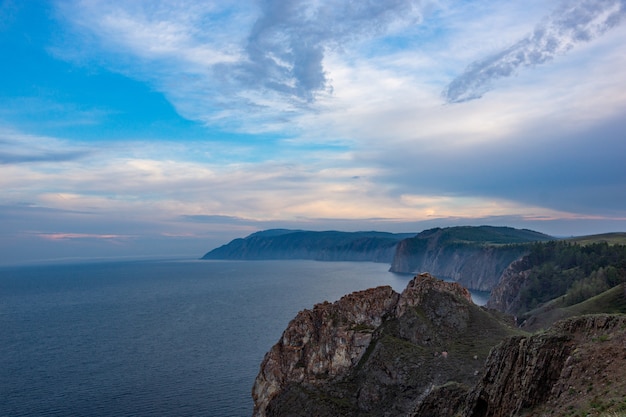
0;259;487;416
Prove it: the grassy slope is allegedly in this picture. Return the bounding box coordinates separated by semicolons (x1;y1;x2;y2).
565;232;626;245
521;284;626;331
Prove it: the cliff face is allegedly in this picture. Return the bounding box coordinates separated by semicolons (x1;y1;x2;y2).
202;230;415;263
251;285;400;416
462;314;626;417
252;273;519;417
254;286;626;417
390;237;530;291
389;226;552;291
484;257;533;315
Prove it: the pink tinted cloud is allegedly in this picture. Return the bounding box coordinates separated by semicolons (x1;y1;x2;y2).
34;232;134;241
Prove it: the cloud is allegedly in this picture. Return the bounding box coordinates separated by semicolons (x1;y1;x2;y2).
54;0;427;130
181;214;258;225
0;128;90;164
34;232;134;241
236;0;424;101
0;150;87;164
444;0;626;103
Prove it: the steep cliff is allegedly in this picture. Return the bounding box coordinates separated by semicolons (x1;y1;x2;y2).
462;314;626;417
485;257;533;315
252;273;520;417
202;229;415;263
254;286;626;417
390;226;552;291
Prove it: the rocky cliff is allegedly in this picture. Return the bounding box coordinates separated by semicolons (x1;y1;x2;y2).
252;273;520;417
462;314;626;417
484;256;533;315
389;226;551;291
253;273;626;417
202;229;415;263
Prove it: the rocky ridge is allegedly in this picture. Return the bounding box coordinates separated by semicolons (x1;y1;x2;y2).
485;256;533;315
462;314;626;417
252;273;519;417
252;285;400;415
253;275;626;416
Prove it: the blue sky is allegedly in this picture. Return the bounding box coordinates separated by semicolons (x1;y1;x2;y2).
1;0;626;264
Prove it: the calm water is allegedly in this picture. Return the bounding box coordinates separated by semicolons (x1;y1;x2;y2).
0;259;488;416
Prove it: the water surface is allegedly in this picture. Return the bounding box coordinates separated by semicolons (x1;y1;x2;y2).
1;259;415;416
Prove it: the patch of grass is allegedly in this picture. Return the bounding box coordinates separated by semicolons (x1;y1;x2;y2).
521;284;626;331
592;334;611;343
350;323;375;332
566;233;626;246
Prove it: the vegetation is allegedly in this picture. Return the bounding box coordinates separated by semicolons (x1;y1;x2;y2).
520;285;626;331
566;232;626;246
516;241;626;313
413;225;552;246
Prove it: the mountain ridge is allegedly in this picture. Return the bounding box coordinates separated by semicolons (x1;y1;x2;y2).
252;274;626;416
202;229;416;263
252;273;521;417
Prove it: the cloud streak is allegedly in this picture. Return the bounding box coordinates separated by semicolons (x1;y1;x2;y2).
55;0;427;129
444;0;626;103
35;232;133;241
237;0;424;101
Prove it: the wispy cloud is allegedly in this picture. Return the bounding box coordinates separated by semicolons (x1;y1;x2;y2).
181;214;258;225
236;0;424;101
0;128;90;164
54;0;428;130
34;232;134;241
444;0;626;103
2;0;626;264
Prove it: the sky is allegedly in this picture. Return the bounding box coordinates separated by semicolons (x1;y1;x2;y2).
1;0;626;265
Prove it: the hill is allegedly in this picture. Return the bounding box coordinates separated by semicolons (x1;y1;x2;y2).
519;283;626;331
565;232;626;246
487;239;626;317
201;229;416;263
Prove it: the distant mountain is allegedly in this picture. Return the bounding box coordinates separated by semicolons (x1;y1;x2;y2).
201;229;416;263
390;226;554;290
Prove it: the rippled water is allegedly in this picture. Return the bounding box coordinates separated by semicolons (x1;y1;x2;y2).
1;259;419;416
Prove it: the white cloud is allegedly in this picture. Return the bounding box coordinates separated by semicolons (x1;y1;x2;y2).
443;0;626;102
3;0;626;265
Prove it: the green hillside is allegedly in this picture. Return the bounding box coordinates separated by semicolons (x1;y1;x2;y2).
565;232;626;246
415;225;553;246
520;284;626;331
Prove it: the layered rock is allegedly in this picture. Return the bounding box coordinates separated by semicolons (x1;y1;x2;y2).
252;273;518;417
389;227;551;291
485;256;533;315
462;314;626;417
252;285;399;415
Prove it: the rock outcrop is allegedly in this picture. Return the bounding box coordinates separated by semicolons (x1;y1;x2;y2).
252;273;519;417
252;285;400;415
485;256;533;315
389;226;552;291
252;272;626;417
462;314;626;417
